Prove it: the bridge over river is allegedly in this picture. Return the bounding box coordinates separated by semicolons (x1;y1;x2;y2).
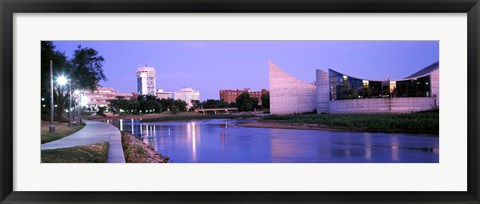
195;108;238;114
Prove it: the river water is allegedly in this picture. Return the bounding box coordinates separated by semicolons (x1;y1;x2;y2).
115;119;439;163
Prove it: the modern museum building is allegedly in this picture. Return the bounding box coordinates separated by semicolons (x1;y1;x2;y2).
269;61;439;114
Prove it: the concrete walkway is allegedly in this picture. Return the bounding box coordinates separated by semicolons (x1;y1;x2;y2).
41;120;126;163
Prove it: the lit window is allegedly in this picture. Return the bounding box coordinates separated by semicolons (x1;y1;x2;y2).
362;80;369;86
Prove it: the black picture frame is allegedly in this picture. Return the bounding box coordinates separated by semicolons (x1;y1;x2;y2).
1;0;479;203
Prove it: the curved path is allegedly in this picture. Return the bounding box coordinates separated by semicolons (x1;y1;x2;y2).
41;120;125;163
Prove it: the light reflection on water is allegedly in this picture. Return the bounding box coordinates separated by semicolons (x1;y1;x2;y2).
115;119;439;163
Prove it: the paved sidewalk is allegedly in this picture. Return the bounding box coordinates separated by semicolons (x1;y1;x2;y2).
41;120;126;163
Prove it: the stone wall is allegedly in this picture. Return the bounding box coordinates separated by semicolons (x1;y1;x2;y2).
269;61;317;114
329;97;437;114
430;68;439;107
316;69;330;113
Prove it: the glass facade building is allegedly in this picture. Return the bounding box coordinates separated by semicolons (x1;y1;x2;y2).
329;69;433;101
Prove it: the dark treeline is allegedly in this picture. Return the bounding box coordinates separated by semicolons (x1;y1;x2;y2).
108;92;270;114
108;95;188;114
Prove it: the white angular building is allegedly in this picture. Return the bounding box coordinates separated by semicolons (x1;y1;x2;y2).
269;61;317;114
174;87;200;108
136;66;156;96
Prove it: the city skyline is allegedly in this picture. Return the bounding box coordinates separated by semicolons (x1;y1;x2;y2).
52;41;439;100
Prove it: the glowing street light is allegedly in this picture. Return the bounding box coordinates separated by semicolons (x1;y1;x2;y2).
57;75;72;127
57;75;68;86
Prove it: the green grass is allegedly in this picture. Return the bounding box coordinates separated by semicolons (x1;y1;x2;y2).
262;110;439;134
141;114;257;122
41;142;110;163
41;121;85;144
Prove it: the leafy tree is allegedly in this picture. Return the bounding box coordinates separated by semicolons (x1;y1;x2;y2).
228;102;237;108
260;93;270;109
202;99;229;109
236;92;256;112
108;96;130;113
140;100;161;113
41;41;69;119
42;42;107;121
170;99;187;113
97;107;106;116
252;97;260;109
70;45;107;91
128;98;140;114
157;98;174;112
191;100;202;109
56;45;106;120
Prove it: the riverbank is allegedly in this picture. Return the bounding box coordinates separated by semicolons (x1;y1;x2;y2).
237;121;342;131
41;142;109;163
121;132;169;163
252;110;439;134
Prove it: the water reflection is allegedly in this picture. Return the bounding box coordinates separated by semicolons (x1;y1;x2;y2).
117;119;439;163
391;135;399;161
364;133;371;160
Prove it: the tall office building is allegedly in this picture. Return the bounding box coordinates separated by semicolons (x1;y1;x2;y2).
136;66;156;96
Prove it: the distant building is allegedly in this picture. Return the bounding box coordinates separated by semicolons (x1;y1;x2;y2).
173;87;200;108
136;66;156;96
82;87;134;111
156;89;172;99
219;88;269;105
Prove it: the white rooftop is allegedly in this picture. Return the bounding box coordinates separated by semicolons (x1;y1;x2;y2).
136;66;156;73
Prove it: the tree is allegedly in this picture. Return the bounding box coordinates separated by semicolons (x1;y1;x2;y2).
108;96;130;113
42;42;107;121
260;93;270;109
191;100;202;109
202;99;229;109
41;42;69;118
157;98;174;112
236;92;256;112
252;97;260;110
228;102;237;108
128;98;140;114
56;46;106;121
170;100;187;113
70;45;107;91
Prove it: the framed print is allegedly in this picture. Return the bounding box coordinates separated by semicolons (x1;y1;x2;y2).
1;0;479;203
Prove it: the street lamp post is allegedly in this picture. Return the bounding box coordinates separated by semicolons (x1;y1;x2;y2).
57;75;68;126
78;94;84;124
74;90;80;125
68;79;72;127
78;96;81;124
49;60;55;133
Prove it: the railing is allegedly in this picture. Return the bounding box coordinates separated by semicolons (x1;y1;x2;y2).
196;108;239;114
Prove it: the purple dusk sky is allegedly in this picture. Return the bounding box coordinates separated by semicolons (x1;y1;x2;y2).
52;41;439;100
